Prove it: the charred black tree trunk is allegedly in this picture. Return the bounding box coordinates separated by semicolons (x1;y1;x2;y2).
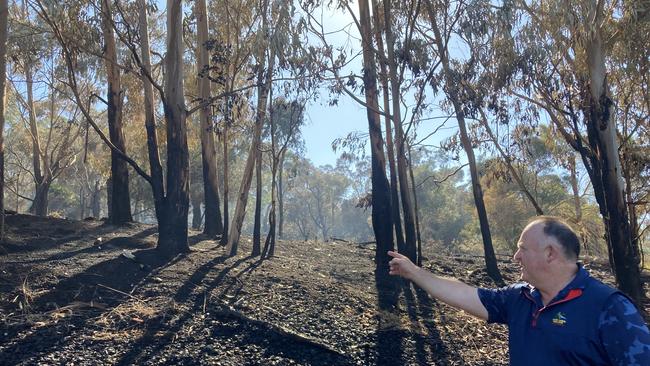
102;0;132;225
31;180;51;216
156;0;190;256
358;0;395;280
372;0;404;251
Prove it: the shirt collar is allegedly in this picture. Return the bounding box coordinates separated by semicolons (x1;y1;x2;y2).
525;263;589;305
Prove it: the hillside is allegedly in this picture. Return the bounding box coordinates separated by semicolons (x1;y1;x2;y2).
0;214;647;365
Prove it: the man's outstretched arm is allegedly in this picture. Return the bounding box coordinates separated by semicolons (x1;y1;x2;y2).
388;251;489;320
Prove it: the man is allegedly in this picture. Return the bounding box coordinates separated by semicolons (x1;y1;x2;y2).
388;216;650;365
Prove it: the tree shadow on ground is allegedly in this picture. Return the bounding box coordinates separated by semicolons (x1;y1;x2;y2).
0;246;183;364
403;285;450;365
374;270;404;366
374;270;451;365
116;254;354;365
114;254;250;364
1;216;114;255
20;227;160;264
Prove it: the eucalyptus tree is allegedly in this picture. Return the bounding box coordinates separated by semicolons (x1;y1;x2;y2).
100;0;132;224
31;0;193;255
0;0;7;238
226;0;276;257
206;0;258;245
505;0;647;301
376;0;422;261
423;0;502;282
356;0;395;275
371;0;404;255
194;0;223;237
10;1;87;217
261;97;305;257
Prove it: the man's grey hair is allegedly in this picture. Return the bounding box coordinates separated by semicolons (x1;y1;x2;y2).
530;216;581;261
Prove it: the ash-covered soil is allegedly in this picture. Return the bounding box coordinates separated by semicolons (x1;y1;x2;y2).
1;213;647;365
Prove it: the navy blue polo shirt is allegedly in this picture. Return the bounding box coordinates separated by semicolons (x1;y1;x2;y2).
478;265;650;365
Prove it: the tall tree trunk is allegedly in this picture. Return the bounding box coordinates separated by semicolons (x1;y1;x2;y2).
158;0;190;256
567;155;582;223
196;0;223;237
252;151;263;256
372;0;403;250
226;21;275;256
26;64;41;184
357;0;395;279
407;145;424;267
277;150;285;239
190;181;203;230
582;18;643;302
79;187;85;219
263;111;278;258
0;0;6;238
425;0;502;283
137;0;164;220
91;179;101;218
101;0;132;225
220;124;229;245
382;0;417;261
25;63;47;216
32;181;51;216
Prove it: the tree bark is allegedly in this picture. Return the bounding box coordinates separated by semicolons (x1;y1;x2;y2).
101;0;132;225
582;17;643;302
277;150;285;239
263;107;278;258
252;149;263;256
32;182;51;217
25;62;49;216
0;0;6;238
407;145;424;266
195;0;223;237
382;0;417;261
91;179;101;218
158;0;190;256
371;0;403;250
137;0;165;222
357;0;395;279
190;181;203;230
220;124;229;245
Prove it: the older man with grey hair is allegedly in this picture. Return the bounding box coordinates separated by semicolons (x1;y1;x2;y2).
389;216;650;365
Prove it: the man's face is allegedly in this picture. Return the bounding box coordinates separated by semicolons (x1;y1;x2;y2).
513;222;547;285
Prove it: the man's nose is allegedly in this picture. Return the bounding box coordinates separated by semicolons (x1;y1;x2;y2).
513;249;520;262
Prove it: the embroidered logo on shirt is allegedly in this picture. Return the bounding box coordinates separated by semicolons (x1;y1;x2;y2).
552;312;567;326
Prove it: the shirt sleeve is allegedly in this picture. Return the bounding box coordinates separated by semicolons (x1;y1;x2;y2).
477;285;520;324
599;293;650;366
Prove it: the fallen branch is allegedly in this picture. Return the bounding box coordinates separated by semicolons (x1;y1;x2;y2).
330;237;349;243
214;305;346;357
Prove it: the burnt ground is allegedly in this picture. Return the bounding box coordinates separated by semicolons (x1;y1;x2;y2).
0;213;648;365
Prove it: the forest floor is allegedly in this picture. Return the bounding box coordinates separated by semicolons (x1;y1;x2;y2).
1;213;648;365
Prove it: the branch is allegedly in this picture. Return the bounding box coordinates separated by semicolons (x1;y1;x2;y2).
416;163;468;188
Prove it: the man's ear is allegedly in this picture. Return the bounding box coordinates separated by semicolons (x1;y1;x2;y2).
545;243;560;263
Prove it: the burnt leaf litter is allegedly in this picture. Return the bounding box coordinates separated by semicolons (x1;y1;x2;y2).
1;214;648;365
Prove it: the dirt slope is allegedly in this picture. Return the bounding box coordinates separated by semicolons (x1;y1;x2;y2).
0;214;646;365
